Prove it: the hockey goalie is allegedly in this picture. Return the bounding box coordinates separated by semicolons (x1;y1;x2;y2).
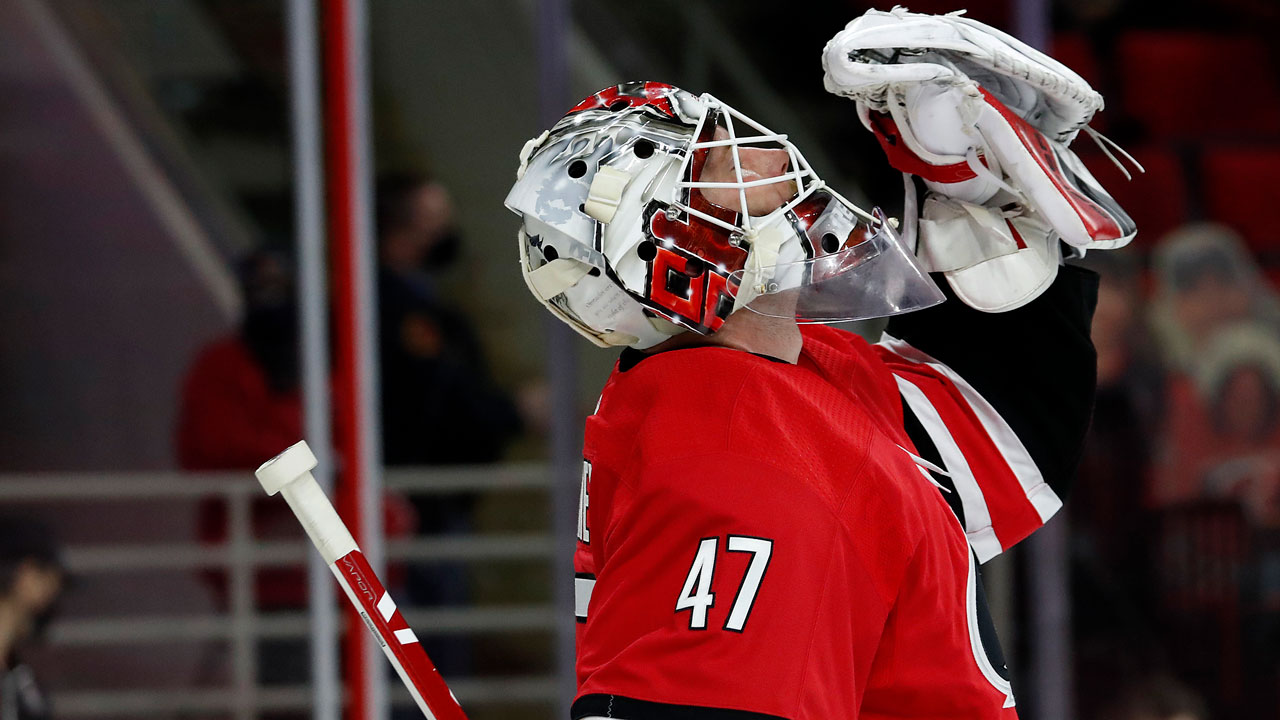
505;8;1138;719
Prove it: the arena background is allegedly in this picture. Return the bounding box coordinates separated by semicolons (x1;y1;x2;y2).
1;0;1278;718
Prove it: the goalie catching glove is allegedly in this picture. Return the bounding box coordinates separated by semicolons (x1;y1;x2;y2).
823;6;1140;312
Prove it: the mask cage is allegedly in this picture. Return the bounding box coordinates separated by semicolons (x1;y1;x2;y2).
670;94;877;242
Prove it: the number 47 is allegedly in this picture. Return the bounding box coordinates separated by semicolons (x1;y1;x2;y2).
675;535;773;632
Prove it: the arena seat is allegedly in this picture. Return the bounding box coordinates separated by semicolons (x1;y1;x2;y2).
1118;32;1280;140
1201;145;1280;259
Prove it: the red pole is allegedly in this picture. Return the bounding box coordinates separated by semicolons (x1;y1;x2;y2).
321;0;372;717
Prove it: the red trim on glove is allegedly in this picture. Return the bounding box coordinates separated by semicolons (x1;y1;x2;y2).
867;111;986;184
977;87;1123;244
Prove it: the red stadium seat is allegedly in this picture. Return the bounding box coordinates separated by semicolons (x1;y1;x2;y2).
1201;145;1280;259
1075;143;1188;249
1118;32;1280;140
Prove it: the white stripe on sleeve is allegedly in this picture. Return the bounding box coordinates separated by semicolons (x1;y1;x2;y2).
880;334;1063;523
894;374;1004;563
574;576;595;621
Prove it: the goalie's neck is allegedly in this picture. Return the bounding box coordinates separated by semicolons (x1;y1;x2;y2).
646;309;802;365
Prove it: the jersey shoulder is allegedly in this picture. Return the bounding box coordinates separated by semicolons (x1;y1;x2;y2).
799;324;907;434
590;339;916;522
593;346;786;458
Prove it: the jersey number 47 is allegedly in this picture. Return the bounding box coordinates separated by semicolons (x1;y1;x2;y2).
676;535;773;632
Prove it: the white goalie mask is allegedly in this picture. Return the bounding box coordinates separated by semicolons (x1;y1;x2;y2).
505;81;943;349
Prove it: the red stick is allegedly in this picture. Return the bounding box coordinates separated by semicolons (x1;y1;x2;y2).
257;442;468;720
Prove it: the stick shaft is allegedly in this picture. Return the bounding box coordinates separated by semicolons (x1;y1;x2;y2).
329;550;467;720
273;467;467;720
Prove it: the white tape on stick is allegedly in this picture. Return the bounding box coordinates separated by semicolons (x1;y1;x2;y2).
255;441;358;564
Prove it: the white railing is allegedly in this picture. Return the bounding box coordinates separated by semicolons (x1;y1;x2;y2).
0;464;557;718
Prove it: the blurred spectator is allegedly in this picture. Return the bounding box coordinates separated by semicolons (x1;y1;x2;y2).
176;249;417;590
1148;223;1280;373
0;517;66;720
176;250;308;611
176;251;416;701
175;251;313;707
177;250;302;469
376;173;522;680
376;172;522;465
1156;323;1280;524
1146;236;1280;712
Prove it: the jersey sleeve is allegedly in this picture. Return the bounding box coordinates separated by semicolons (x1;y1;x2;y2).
874;264;1099;562
572;450;904;720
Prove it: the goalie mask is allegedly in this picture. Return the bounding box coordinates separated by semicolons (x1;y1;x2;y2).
505;81;943;349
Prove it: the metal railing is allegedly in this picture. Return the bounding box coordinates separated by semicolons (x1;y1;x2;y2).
0;464;557;718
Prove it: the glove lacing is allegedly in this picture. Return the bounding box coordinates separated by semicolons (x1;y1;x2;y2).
1082;126;1145;181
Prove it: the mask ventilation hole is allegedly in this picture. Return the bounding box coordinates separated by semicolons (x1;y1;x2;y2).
568;160;588;178
821;233;840;254
636;241;657;262
609;100;629;111
543;245;559;261
633;140;654;159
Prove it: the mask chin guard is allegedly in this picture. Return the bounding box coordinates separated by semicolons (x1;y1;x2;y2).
732;220;793;313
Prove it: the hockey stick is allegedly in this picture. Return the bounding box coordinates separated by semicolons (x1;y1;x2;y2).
256;440;468;720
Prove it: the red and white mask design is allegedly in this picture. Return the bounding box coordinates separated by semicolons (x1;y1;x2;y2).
506;82;942;348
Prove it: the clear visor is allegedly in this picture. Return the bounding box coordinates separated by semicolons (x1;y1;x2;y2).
731;208;945;322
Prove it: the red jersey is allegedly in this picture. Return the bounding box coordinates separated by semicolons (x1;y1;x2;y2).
571;268;1099;719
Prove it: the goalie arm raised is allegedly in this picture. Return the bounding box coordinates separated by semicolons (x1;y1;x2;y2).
875;265;1099;561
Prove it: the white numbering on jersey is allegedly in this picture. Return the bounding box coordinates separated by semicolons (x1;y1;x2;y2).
577;460;591;544
675;537;718;629
724;536;772;632
675;535;773;632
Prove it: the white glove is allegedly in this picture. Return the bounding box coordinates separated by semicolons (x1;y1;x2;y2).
823;7;1141;312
